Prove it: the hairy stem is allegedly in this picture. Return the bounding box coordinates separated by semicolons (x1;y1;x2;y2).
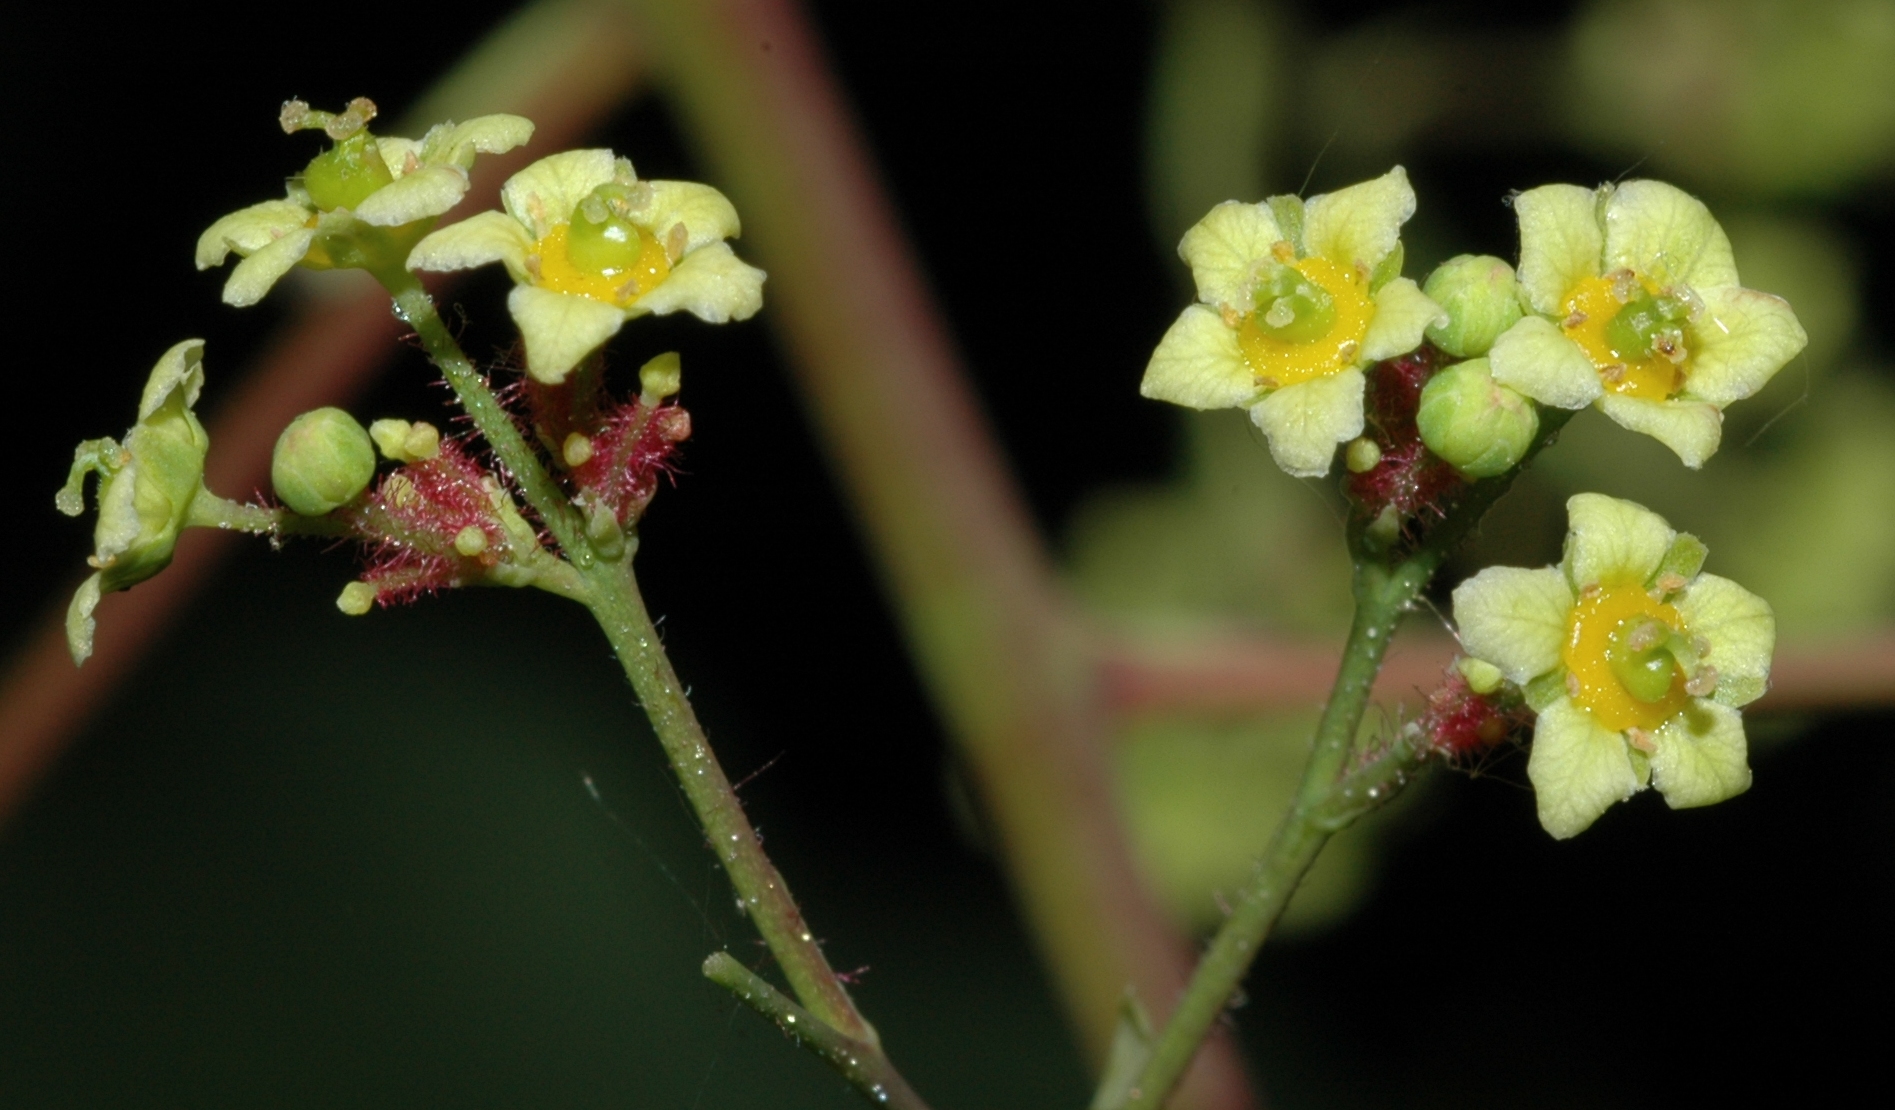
583;556;877;1044
1122;407;1576;1110
377;263;914;1098
704;953;930;1110
380;271;589;561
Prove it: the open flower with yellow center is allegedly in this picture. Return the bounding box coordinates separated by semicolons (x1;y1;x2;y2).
196;99;534;307
406;149;765;384
1141;167;1445;477
1451;494;1775;838
1487;180;1807;467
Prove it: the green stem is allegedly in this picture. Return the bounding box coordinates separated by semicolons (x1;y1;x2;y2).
375;265;913;1097
704;953;930;1110
582;556;878;1043
187;491;347;537
379;271;590;561
1122;407;1575;1110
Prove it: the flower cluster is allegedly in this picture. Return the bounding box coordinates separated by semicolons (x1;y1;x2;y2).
340;436;524;610
1452;495;1775;837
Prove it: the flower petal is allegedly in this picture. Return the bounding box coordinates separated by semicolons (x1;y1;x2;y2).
1361;276;1444;360
1595;393;1724;469
507;284;626;384
1528;697;1642;839
374;136;423;175
1650;699;1751;810
195;200;312;269
1452;565;1573;685
1488;316;1602;409
1178;201;1282;309
630;241;765;323
66;574;102;666
1513;183;1602;314
407;211;534;282
418;114;535;168
1684;286;1808;407
1563;492;1676;590
1603;180;1738;292
1676;574;1775;708
501;149;622;238
354;164;469;226
138;339;207;420
640;181;742;254
1301;166;1415;273
222;227;315;307
1141;305;1255;409
1246;368;1365;478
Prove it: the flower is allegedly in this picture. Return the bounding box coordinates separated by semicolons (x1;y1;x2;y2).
196;98;534;306
406;149;766;384
1141;167;1445;477
1487;179;1807;467
1451;494;1776;838
55;340;212;664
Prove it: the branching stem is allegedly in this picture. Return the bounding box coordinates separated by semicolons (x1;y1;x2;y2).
1121;407;1575;1110
373;268;917;1103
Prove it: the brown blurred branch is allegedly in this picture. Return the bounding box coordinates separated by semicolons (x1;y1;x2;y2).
1100;628;1895;719
622;2;1255;1106
0;0;645;826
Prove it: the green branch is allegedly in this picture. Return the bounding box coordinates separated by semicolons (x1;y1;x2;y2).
1118;406;1576;1110
704;952;931;1110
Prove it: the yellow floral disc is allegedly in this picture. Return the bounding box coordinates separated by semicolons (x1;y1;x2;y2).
1562;583;1688;732
1237;256;1375;389
533;222;671;306
1561;274;1684;401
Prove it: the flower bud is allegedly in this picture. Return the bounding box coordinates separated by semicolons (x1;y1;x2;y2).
1422;254;1523;358
368;418;440;462
639;351;682;402
1416;358;1539;478
273;408;375;515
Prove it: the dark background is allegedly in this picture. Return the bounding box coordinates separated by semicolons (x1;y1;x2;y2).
4;1;1890;1106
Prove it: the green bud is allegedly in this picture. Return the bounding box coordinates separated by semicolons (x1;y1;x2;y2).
1455;656;1506;696
1344;436;1382;473
57;340;213;664
368;418;440;463
1416;358;1540;479
638;351;683;401
302;130;396;213
337;581;377;616
272;408;375;516
1422;255;1523;358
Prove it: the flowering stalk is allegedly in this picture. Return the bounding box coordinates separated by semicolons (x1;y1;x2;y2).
365;269;895;1076
1118;403;1575;1110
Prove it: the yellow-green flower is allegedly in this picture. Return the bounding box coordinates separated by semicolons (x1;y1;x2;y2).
196;99;534;306
1451;494;1775;838
1141;167;1444;477
406;149;766;384
55;340;213;665
1488;180;1807;467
